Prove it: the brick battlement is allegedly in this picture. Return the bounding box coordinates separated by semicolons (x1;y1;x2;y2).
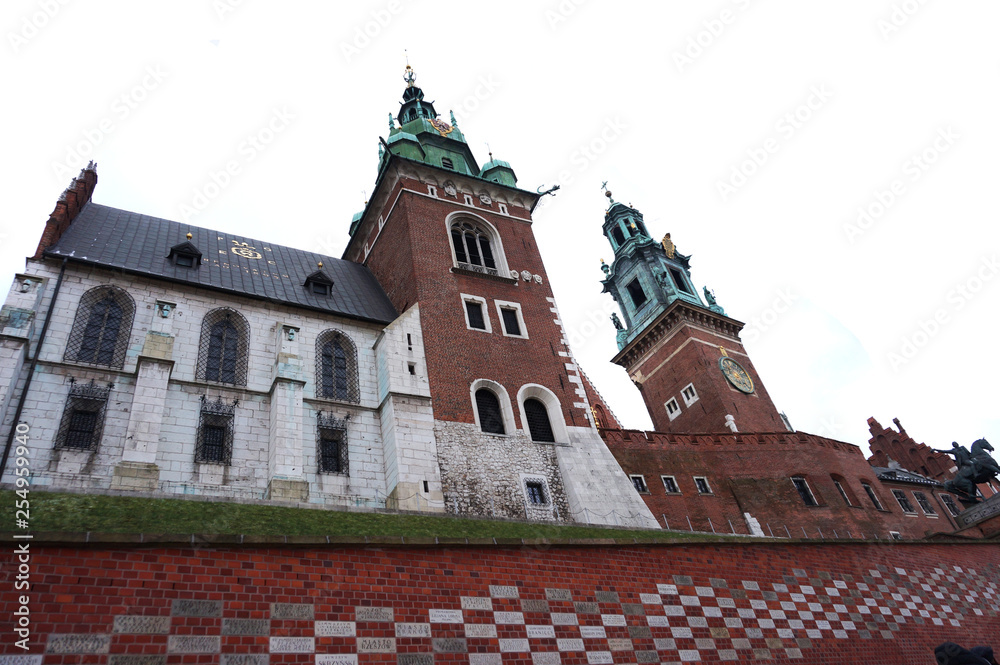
603;427;863;456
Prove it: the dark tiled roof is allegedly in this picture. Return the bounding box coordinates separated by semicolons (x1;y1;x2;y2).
871;466;941;487
45;203;397;324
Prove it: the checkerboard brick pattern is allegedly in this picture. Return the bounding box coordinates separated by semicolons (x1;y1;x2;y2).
2;542;997;664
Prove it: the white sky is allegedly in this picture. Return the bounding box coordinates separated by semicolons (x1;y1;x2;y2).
3;0;998;457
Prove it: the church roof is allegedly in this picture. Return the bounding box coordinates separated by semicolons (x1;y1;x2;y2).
44;203;398;324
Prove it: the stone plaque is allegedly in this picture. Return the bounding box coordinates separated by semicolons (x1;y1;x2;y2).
647;615;669;627
522;600;549;613
654;639;676;651
432;638;467;653
586;652;613;665
429;609;463;623
461;597;493;611
546;589;572;601
357;637;396;653
636;651;659;663
595;592;619;603
608;638;633;651
272;603;314;620
551;613;578;626
469;655;502;665
395;623;431;638
579;626;606;639
113;616;171;634
499;639;530;653
628;626;652;639
0;658;43;665
601;614;626;626
167;636;220;653
494;611;524;624
171;599;222;617
557;639;584;652
527;625;556;639
622;603;644;616
574;602;599;614
465;624;497;638
109;657;166;665
271;640;316;653
490;585;519;598
355;606;393;622
316;655;357;665
316;621;356;637
532;653;561;665
398;656;433;665
639;594;661;604
46;634;111;654
222;655;269;665
657;584;678;595
222;619;270;636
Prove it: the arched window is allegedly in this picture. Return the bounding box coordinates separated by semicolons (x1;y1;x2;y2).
611;226;626;247
592;403;608;429
65;286;135;369
475;388;505;435
197;308;249;386
316;330;359;403
450;220;497;274
524;398;555;442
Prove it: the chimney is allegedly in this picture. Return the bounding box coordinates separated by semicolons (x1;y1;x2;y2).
34;161;98;258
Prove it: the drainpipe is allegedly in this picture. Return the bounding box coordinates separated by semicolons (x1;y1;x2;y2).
0;258;68;478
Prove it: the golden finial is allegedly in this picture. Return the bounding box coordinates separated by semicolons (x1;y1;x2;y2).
318;261;323;268
186;233;192;240
661;232;675;259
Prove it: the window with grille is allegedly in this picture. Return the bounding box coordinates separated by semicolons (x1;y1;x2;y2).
56;379;112;451
197;308;249;386
892;489;916;514
862;482;885;510
451;221;500;276
626;279;647;309
939;494;961;516
913;491;936;516
694;476;712;494
476;389;505;435
525;480;547;505
662;476;680;494
630;475;648;493
65;286;135;369
316;330;359;403
196;396;236;464
524;398;555;442
317;412;349;475
791;476;818;506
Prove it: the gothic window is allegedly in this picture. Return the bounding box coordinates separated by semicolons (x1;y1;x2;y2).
475;388;505;435
55;379;112;451
196;396;237;464
524;398;555;442
451;221;498;275
317;412;349;474
65;286;135;369
861;482;885;510
791;476;818;506
892;489;916;514
197;308;249;386
626;279;647;309
316;330;359;403
592;403;608;428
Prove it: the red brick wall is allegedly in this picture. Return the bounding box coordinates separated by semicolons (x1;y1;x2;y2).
34;164;98;259
3;540;997;664
602;429;962;541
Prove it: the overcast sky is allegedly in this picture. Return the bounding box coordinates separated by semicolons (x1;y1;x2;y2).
3;0;998;456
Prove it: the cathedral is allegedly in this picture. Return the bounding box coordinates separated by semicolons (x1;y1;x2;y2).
0;66;993;540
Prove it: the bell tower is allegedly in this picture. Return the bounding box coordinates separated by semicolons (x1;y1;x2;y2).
600;188;787;434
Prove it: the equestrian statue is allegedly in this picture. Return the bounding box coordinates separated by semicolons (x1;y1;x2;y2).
933;439;1000;505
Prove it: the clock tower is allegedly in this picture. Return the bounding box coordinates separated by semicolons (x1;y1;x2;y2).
600;190;787;434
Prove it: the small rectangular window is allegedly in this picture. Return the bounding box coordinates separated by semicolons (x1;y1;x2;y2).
175;254;195;267
626;279;647;309
442;158;454;170
466;301;486;330
669;267;693;295
792;476;817;506
892;489;916;514
464;194;474;206
889;531;902;541
501;308;521;336
498;203;508;215
526;481;546;505
312;282;329;295
630;475;648;493
862;482;884;511
423;480;429;493
665;397;680;421
662;476;680;494
913;491;936;516
681;383;698;406
196;397;236;465
407;362;416;375
317;413;349;475
56;380;112;452
834;480;852;506
428;185;437;197
694;477;712;495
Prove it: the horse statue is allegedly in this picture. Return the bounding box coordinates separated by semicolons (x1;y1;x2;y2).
935;439;1000;504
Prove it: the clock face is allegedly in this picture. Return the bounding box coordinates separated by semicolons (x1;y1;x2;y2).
719;357;754;394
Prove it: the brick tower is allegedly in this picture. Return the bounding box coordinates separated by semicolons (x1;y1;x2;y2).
600;189;787;433
343;66;657;527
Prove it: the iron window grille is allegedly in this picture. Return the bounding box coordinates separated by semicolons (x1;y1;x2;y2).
55;379;113;451
524;479;549;506
315;330;359;403
197;308;249;386
524;398;555;442
475;388;505;435
64;286;135;369
317;411;349;475
451;221;500;276
196;395;237;464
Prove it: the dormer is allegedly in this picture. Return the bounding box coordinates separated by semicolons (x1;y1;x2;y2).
304;267;334;296
166;238;202;268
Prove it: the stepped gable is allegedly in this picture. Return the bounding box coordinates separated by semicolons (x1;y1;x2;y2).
43;202;397;324
866;417;954;481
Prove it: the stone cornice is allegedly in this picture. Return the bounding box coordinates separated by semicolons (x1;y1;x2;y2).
612;300;745;369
